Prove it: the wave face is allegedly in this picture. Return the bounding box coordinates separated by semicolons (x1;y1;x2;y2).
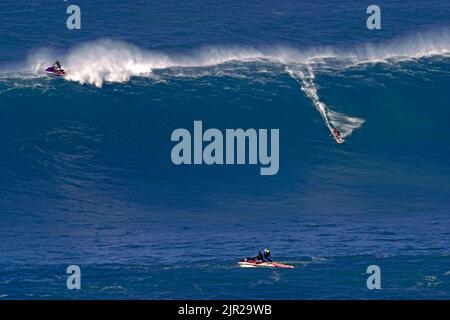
1;0;450;299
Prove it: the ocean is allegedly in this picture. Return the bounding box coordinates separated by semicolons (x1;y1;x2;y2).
0;0;449;299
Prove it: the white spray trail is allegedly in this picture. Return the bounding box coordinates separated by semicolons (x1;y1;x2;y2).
287;66;364;141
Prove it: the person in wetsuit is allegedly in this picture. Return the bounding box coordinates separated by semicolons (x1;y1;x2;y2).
53;60;61;70
255;251;264;262
263;248;272;262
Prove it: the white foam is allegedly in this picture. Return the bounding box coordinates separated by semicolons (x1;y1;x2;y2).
61;40;275;87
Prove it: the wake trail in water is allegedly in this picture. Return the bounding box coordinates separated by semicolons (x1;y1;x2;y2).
286;66;365;142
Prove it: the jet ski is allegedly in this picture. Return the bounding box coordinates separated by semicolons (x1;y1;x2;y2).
44;66;65;77
238;259;295;269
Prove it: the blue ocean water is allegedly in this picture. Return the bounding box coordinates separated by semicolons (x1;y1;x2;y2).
0;0;450;299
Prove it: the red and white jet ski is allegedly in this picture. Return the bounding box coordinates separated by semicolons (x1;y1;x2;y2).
238;259;295;269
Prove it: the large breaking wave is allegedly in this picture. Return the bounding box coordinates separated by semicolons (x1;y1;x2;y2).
23;29;450;87
23;28;450;87
5;29;450;142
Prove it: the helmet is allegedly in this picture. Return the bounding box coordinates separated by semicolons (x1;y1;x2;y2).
264;248;270;253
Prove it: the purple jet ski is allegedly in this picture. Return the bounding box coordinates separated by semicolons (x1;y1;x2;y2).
45;66;65;76
45;60;65;76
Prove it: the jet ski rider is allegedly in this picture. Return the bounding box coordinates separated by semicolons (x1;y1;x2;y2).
263;248;272;262
252;248;271;262
53;60;61;70
255;251;264;262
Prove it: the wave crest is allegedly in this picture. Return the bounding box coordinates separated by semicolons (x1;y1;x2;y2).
23;28;450;87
